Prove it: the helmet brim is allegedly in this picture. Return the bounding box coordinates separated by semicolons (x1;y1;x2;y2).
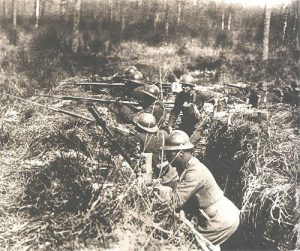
141;90;157;99
181;83;196;88
161;142;194;151
133;117;159;133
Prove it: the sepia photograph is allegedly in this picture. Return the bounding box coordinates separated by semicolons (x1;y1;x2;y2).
0;0;299;250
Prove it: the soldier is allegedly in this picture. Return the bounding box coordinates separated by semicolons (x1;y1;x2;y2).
117;113;178;186
167;82;217;136
245;82;267;108
124;65;144;81
117;84;166;127
156;130;240;247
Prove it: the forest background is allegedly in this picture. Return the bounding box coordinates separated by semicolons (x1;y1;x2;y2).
0;0;299;94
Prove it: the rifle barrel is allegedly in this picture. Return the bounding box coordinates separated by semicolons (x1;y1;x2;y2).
61;96;140;105
49;107;95;122
73;82;126;87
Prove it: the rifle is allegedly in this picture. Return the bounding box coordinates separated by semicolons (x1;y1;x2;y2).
87;103;136;169
226;83;249;89
72;76;145;88
3;93;131;134
44;95;175;107
72;82;127;87
44;95;140;106
71;79;173;91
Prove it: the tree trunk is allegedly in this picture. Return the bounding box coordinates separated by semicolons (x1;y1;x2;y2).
154;11;160;30
2;0;6;18
41;0;46;17
108;0;113;23
221;8;225;30
281;7;288;43
115;0;120;22
23;0;26;17
177;0;182;26
297;0;300;52
228;13;231;31
121;3;126;39
35;0;40;28
72;0;81;53
165;2;169;38
12;0;17;28
147;0;151;20
263;3;271;61
60;0;66;21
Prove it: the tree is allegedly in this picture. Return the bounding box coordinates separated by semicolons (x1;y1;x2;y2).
60;0;66;21
121;1;126;39
282;6;289;43
35;0;40;28
108;0;114;23
12;0;17;28
177;0;182;26
228;12;232;30
221;6;225;30
72;0;82;53
165;1;169;38
297;0;300;51
263;2;272;61
2;0;7;18
147;0;151;20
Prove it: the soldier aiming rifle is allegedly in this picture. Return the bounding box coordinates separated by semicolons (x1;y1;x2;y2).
116;84;166;127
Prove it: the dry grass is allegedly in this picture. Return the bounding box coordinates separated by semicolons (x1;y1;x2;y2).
0;38;299;250
1;91;298;250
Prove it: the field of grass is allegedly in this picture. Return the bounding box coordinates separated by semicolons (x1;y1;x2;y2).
0;30;299;250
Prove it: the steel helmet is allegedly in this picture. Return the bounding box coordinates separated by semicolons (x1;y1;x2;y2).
133;113;159;133
141;84;160;99
132;71;143;80
125;66;138;75
162;130;194;150
180;74;195;84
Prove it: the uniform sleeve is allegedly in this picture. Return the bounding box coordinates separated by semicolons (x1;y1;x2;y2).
195;91;216;105
168;93;185;126
171;168;202;210
144;102;165;126
119;105;136;123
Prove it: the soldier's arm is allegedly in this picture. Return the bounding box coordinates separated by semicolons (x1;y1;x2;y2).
168;93;185;126
171;167;201;210
119;105;136;123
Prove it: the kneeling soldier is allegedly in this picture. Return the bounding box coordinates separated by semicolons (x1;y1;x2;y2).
158;130;240;246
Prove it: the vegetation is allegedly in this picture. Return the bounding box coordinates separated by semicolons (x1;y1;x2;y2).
0;0;299;250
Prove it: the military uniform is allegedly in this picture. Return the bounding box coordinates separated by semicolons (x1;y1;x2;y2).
171;157;240;245
282;85;300;106
119;100;166;126
246;88;267;108
168;91;215;136
116;128;178;184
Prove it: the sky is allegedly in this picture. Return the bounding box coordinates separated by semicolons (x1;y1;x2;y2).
223;0;292;7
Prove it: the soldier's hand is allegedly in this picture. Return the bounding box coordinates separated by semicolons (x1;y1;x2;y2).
151;179;161;188
166;126;173;134
116;98;123;107
153;184;172;202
